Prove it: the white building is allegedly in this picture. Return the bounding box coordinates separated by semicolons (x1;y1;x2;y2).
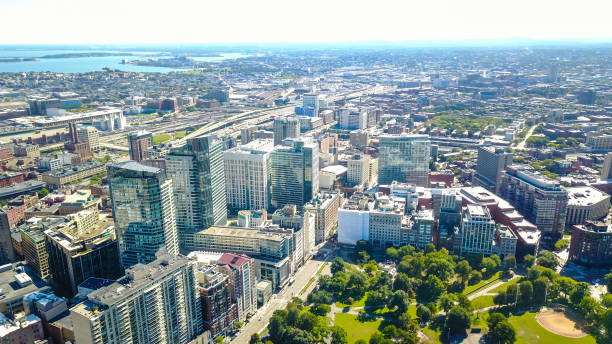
339;108;367;130
459;205;496;255
566;186;610;226
77;126;100;152
39;157;62;170
223;139;273;211
347;154;371;186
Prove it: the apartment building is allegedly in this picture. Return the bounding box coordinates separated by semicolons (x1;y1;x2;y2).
459;205;496;255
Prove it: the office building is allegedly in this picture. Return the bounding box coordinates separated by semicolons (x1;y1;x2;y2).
338;108;367;130
20;226;50;279
406;209;435;248
378;134;430;186
304;191;342;244
45;220;122;297
569;220;612;266
347;154;371;186
459;205;496;255
495;225;518;257
240;126;257;144
166;136;227;244
302;93;319;117
498;165;568;236
269;138;319;209
0;313;44;344
128;130;153;162
42;161;106;188
223;139;273;212
566;186;610;226
350;129;370;148
586;132;612;151
473;146;513;193
108;161;179;267
77;126;100;152
0;205;24;264
271;204;316;262
273;117;300;145
601;153;612;180
71;255;202;344
337;193;373;245
0;263;53;314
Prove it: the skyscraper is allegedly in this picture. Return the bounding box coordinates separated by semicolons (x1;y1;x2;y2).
601;152;612;180
378;134;430;186
223;139;273;212
71;255;202;344
302;93;319;117
269;138;319;209
474;146;513;193
107;161;179;267
273;117;300;145
165;136;227;246
128;130;153;162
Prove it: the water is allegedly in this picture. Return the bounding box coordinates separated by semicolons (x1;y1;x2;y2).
0;49;247;73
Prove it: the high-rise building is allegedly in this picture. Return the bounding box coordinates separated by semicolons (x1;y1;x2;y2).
569;220;612;266
347;154;371;186
0;205;23;264
273;117;300;145
302;93;319;117
45;221;122;297
166;136;227;245
338;108;367;130
601;153;612;180
378;134;430;186
107;161;179;267
269;138;319;209
77;126;100;152
71;255;203;344
459;205;496;255
240;125;257;145
407;209;435;248
304;191;342;244
20;227;50;280
223;139;273;212
218;253;257;321
498;165;568;236
473;146;513;193
128;130;153;162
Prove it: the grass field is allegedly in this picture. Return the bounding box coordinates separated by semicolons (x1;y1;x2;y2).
174;131;186;138
471;295;495;310
334;313;382;343
153;133;172;145
509;312;596;344
463;271;501;295
490;277;522;293
335;293;367;308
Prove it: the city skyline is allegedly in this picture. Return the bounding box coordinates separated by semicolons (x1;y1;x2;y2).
0;0;611;44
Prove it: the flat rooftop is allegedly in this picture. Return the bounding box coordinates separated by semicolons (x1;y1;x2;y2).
198;226;286;242
567;186;610;206
0;263;52;306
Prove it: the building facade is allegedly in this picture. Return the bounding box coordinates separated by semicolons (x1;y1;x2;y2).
473;146;513;193
459;205;496;255
273;117;300;146
128;130;153;162
569;221;612;266
378;134;430;186
108;161;179;267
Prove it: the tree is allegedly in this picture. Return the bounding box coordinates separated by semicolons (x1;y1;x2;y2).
250;333;263;344
537;250;558;270
426;259;454;282
386;247;399;261
554;239;569;252
417;275;445;302
355;240;372;253
369;332;392;344
440;294;456;312
283;327;315;344
503;255;517;271
468;270;482;285
310;303;331;316
602;309;612;338
577;296;600;324
365;291;386;311
37;188;49;198
296;312;318;332
481;257;498;277
269;314;286;343
570;283;588;305
425;243;436;253
331;257;345;274
494;290;507;306
330;326;348;344
523;254;536;269
215;337;224;344
605;271;612;293
446;306;471;333
601;294;612;308
533;278;548;304
455;260;472;283
489;321;516;344
417;305;432;323
393;273;413;292
519;281;533;306
527;267;541;281
389;290;410;314
382;324;398;338
506;284;519;305
398;245;415;259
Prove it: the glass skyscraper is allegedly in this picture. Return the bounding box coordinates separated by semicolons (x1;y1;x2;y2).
378;134;430;186
108;161;179;267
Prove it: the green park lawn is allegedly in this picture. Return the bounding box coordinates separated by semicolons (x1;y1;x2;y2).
490;277;522;294
508;312;596;344
153;133;172;145
463;271;501;295
335;292;367;308
471;295;495;310
334;313;382;344
174;131;186;138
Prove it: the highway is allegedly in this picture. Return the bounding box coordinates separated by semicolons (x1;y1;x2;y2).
230;243;336;344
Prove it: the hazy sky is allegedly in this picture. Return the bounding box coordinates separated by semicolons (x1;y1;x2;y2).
1;0;611;44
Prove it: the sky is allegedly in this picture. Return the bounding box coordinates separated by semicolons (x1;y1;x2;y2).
1;0;611;44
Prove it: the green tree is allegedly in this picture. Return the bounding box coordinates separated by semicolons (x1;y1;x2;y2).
554;239;569;252
365;291;386;311
527;267;541;281
269;313;286;343
417;305;432;323
503;255;516;271
417;275;445;302
523;254;536;269
331;257;345;275
506;284;519;305
533;278;548;304
330;326;348;344
605;271;612;293
481;257;498;277
519;281;533;306
249;333;263;344
389;290;410;314
455;260;472;283
296;312;318;332
489;320;516;344
369;332;392;344
537;250;558;269
37;188;49;198
215;336;224;344
386;247;399;261
440;294;456;312
494;290;507;306
310;303;331;316
446;306;471;334
468;270;482;285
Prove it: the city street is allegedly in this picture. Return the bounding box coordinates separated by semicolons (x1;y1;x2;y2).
230;244;335;344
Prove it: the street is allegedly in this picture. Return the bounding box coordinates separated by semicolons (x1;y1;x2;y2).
230;243;336;344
